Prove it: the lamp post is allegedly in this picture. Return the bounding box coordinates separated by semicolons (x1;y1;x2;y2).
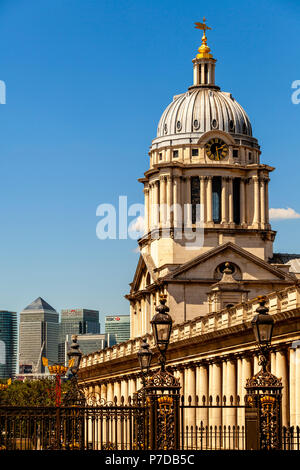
150;295;173;371
138;294;181;450
245;296;282;450
137;338;153;387
251;297;274;372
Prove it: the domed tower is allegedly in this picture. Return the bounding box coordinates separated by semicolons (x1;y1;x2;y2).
127;20;295;337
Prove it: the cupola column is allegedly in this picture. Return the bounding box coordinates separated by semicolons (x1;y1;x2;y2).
144;187;149;234
200;176;206;223
253;176;260;226
206;176;213;224
154;180;159;228
265;177;270;225
166;176;172;226
228;177;234;224
240;178;246;225
160;176;166;228
185;176;192;227
221;177;228;224
260;177;266;226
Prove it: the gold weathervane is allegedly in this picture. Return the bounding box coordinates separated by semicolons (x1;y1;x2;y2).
194;17;213;59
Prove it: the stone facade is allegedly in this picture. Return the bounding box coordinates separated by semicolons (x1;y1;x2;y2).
79;28;300;428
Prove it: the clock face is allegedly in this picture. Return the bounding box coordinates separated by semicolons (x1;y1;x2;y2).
205;138;229;161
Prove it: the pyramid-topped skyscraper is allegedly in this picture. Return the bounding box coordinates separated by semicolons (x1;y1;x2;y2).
19;297;59;373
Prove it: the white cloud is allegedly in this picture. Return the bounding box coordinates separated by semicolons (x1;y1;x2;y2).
269;207;300;220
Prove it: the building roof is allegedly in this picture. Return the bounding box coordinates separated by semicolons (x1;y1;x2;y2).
23;297;56;312
155;89;253;146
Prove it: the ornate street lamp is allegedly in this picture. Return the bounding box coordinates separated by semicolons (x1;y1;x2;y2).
150;295;173;370
245;296;282;450
63;335;85;407
137;338;153;387
251;298;274;346
251;297;274;372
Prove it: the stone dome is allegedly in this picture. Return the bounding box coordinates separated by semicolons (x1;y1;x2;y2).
155;88;252;144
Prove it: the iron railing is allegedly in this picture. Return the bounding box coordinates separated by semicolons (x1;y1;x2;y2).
0;404;149;451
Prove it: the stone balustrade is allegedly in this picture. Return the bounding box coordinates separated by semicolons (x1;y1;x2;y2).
80;284;300;370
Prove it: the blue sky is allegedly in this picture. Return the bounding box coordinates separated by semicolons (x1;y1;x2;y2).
0;0;299;327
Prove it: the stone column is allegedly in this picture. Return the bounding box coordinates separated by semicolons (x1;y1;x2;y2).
289;347;296;427
228;177;234;224
153;180;159;228
222;359;227;425
120;379;128;404
185;176;192;228
160;176;166;228
107;382;114;403
276;348;289;426
226;357;237;428
265;177;270;225
173;176;179;227
114;380;121;404
260;178;266;226
209;361;222;428
200;176;206;223
143;187;149;234
240;178;246;225
237;355;252;443
206;176;213;224
253;353;260;375
184;365;196;432
271;350;277;375
253;176;260;226
196;362;209;427
101;382;107;402
166;176;172;227
221;177;228;224
178;367;185;397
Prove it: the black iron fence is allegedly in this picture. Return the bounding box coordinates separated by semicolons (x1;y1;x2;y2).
0;399;299;451
0;403;149;451
180;395;249;450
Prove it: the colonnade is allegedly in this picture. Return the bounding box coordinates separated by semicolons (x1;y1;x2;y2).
84;344;300;429
144;174;269;233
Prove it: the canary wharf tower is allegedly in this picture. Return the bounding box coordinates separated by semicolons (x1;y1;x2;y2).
127;20;296;337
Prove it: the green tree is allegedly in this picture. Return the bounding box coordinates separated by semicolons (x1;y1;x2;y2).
0;378;72;406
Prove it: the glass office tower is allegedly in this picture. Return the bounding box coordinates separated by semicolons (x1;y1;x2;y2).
59;309;100;364
105;315;130;344
19;298;59;373
0;311;17;379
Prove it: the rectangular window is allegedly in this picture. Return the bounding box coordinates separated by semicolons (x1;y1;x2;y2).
212;176;221;223
192;148;199;157
248;152;252;162
173;150;178;159
233;178;241;224
191;176;200;224
159;153;163;160
233;149;239;158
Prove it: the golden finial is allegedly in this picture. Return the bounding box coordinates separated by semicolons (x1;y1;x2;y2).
194;17;213;59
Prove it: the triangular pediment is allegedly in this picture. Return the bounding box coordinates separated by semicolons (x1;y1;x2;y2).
164;242;295;283
130;251;158;293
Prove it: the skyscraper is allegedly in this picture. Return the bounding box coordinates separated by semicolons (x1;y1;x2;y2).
63;333;116;365
19;297;59;373
105;315;130;344
59;309;100;364
0;311;17;379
